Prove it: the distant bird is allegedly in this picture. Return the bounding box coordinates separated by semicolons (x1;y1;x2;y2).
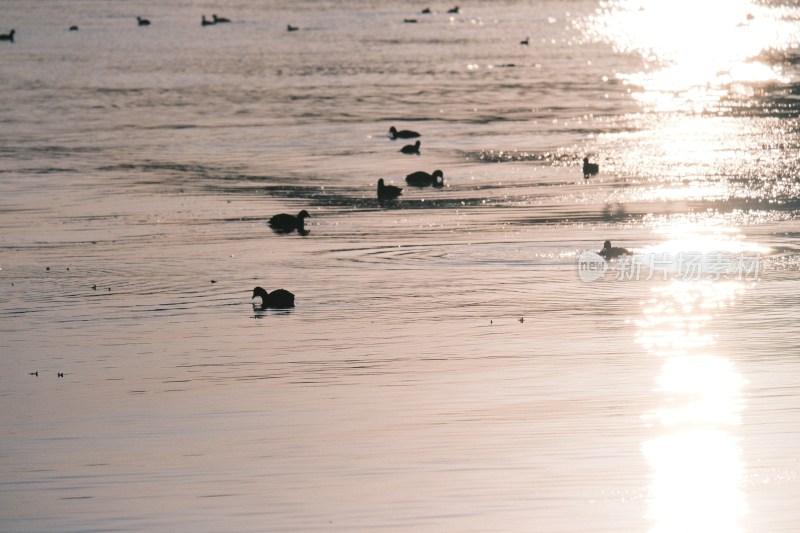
29;371;38;377
0;29;15;42
377;178;402;204
137;16;150;26
287;24;298;32
389;126;420;140
583;157;599;179
448;6;460;14
202;15;214;26
269;210;310;233
69;25;79;31
404;19;418;23
598;240;631;260
421;8;432;14
212;14;231;23
400;140;421;155
520;37;529;45
252;286;295;309
406;169;444;187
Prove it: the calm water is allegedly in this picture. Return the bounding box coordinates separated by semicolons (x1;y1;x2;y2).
1;0;800;531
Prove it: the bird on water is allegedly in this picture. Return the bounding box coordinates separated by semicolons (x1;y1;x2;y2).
252;286;295;309
137;16;150;26
583;157;599;179
0;29;16;42
202;15;214;26
377;179;402;204
389;126;420;140
405;169;444;187
598;240;631;260
400;140;421;155
287;24;298;32
213;14;231;23
269;210;310;233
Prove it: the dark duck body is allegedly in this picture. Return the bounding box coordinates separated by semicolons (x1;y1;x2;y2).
213;14;231;23
252;286;295;309
400;140;421;155
377;179;402;203
405;169;444;187
0;29;16;42
598;240;631;260
269;209;310;233
389;126;420;140
583;157;599;178
137;16;150;26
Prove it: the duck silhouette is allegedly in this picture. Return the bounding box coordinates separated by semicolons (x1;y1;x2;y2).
400;140;421;155
598;240;631;260
69;25;79;31
0;29;16;42
287;24;298;32
389;126;420;140
202;15;214;26
448;6;460;14
269;210;310;233
421;8;432;14
520;37;529;45
252;286;295;309
213;14;231;23
583;157;599;179
137;16;150;26
406;169;444;187
377;179;402;204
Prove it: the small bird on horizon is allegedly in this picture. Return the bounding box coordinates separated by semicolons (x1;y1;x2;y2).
252;286;295;309
583;157;599;179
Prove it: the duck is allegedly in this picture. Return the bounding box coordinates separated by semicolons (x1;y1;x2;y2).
202;15;214;26
137;16;150;26
598;240;631;260
69;25;79;31
421;8;432;14
405;169;444;187
448;6;460;14
287;24;298;32
404;19;418;23
269;209;310;233
212;14;231;23
583;157;599;179
520;37;529;45
0;29;15;42
389;126;420;140
400;140;421;155
377;179;402;203
252;286;295;309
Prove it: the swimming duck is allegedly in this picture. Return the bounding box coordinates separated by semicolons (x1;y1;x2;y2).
404;19;418;23
269;210;310;232
405;169;444;187
0;29;16;42
583;157;599;179
212;14;231;23
69;25;79;31
287;24;298;32
389;126;420;140
202;15;214;26
421;8;432;14
377;179;402;203
448;6;460;14
137;16;150;26
598;240;631;260
520;37;529;45
400;140;421;155
252;286;295;309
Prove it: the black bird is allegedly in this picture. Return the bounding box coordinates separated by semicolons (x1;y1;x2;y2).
421;8;432;14
269;210;310;233
406;169;444;187
448;6;460;14
389;126;420;140
400;141;421;155
252;286;295;309
377;179;402;204
0;29;15;42
202;15;214;26
69;25;79;31
598;240;631;260
520;37;529;45
212;14;231;23
404;19;418;23
137;16;150;26
583;157;599;178
287;24;298;32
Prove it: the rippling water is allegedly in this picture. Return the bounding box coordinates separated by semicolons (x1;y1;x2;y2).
1;0;800;532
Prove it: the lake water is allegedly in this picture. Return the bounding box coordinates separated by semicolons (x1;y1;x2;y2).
1;1;800;531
